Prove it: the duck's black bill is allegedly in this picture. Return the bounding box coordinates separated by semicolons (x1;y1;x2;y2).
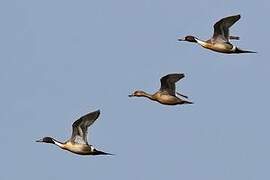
36;139;43;142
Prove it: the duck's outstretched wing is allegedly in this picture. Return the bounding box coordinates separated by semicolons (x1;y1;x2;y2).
212;14;241;42
160;73;184;96
70;110;100;144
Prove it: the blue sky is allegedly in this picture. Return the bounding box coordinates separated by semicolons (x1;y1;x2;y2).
1;0;269;180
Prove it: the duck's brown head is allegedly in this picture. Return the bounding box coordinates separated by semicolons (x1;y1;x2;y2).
128;90;146;97
178;36;197;43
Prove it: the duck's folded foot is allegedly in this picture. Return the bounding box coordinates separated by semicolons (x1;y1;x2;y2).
229;36;240;40
176;92;188;99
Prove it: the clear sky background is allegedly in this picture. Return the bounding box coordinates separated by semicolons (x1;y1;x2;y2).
1;0;269;180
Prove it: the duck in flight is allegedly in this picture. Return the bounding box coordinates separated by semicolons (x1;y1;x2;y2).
36;110;113;156
178;14;256;54
129;73;193;105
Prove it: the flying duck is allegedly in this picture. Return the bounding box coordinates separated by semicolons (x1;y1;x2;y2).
129;73;193;105
36;110;113;155
178;14;256;54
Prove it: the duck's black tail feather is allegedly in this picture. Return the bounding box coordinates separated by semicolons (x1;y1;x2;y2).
184;101;193;104
235;47;257;53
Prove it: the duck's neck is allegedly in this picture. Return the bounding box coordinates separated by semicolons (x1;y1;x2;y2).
194;38;207;47
52;138;65;148
140;91;155;101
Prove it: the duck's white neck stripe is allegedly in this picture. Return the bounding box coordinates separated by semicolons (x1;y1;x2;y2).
53;140;64;148
195;38;207;46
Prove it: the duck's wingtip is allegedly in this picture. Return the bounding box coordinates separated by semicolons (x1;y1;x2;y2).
95;109;101;114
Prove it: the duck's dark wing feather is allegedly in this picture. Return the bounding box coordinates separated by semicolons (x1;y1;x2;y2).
212;14;241;42
70;110;100;144
160;73;184;96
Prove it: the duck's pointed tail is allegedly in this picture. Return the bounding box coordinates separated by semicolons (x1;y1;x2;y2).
235;47;257;54
183;101;193;104
93;149;114;156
